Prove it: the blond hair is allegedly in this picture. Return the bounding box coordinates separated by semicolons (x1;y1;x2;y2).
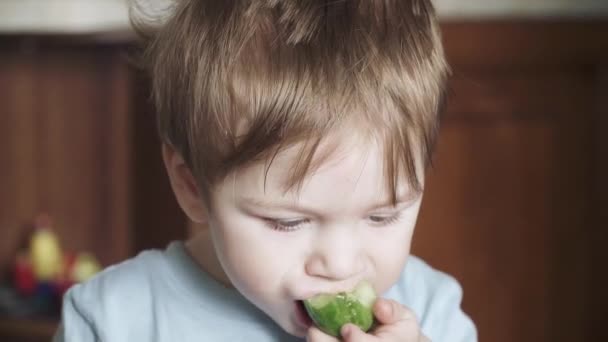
131;0;450;202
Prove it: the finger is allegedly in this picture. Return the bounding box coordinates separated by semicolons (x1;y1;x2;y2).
307;326;341;342
373;299;418;326
341;323;376;342
419;334;431;342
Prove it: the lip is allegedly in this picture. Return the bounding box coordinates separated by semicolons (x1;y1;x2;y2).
299;281;365;300
294;300;313;329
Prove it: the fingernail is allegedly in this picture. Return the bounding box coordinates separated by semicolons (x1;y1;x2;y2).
378;301;391;318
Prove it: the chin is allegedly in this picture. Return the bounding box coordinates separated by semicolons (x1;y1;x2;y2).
275;312;309;338
285;325;308;338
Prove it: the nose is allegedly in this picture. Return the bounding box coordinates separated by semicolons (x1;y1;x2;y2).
305;225;365;281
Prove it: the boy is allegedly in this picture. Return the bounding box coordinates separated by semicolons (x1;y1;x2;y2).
54;0;477;341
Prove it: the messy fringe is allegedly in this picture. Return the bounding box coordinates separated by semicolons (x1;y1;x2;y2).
130;0;450;202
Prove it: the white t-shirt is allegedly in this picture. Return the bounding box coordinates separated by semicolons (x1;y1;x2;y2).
53;241;477;341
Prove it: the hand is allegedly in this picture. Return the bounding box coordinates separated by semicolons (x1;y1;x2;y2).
306;298;430;342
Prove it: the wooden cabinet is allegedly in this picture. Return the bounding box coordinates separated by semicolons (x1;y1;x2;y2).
0;38;133;268
414;21;608;342
0;36;185;341
0;21;606;342
0;36;186;266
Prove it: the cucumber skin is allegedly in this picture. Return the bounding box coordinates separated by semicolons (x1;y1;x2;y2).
304;292;375;337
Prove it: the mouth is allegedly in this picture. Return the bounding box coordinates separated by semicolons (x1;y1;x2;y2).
294;300;313;329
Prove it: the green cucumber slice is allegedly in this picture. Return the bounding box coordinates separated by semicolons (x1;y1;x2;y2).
303;281;377;337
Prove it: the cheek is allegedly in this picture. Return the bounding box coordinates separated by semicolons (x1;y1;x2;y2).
369;218;417;293
210;215;303;295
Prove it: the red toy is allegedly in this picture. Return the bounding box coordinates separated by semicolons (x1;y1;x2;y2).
13;252;36;296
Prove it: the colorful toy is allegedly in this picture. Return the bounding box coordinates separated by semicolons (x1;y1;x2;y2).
10;214;102;304
13;252;36;296
71;253;101;283
29;217;63;281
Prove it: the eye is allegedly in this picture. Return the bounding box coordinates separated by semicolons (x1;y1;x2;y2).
264;218;309;232
368;212;402;227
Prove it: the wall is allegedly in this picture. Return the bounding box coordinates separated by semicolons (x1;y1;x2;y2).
434;0;608;17
1;0;607;34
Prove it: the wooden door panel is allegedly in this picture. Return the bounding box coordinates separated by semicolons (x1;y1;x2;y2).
413;67;595;341
0;42;132;268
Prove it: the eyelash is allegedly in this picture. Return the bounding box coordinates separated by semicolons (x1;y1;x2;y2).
368;212;402;226
264;218;310;232
263;212;403;232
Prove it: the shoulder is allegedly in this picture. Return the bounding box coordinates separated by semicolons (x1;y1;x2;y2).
403;256;463;302
387;256;464;317
68;248;166;306
59;248;169;339
385;256;478;342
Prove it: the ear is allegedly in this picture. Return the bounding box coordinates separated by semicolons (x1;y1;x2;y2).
162;144;207;224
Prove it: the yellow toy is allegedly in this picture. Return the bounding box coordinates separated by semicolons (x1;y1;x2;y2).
71;253;102;283
29;216;63;281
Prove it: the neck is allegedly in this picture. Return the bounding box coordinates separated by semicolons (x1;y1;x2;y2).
185;227;233;288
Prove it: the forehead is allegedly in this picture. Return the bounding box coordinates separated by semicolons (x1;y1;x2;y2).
226;134;420;209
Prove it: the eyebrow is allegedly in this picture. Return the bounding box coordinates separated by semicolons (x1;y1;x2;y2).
239;191;422;214
367;191;423;210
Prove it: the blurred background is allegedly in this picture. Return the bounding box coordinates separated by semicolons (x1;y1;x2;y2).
0;0;607;341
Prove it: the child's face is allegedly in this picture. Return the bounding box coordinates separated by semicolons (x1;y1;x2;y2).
205;138;423;337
